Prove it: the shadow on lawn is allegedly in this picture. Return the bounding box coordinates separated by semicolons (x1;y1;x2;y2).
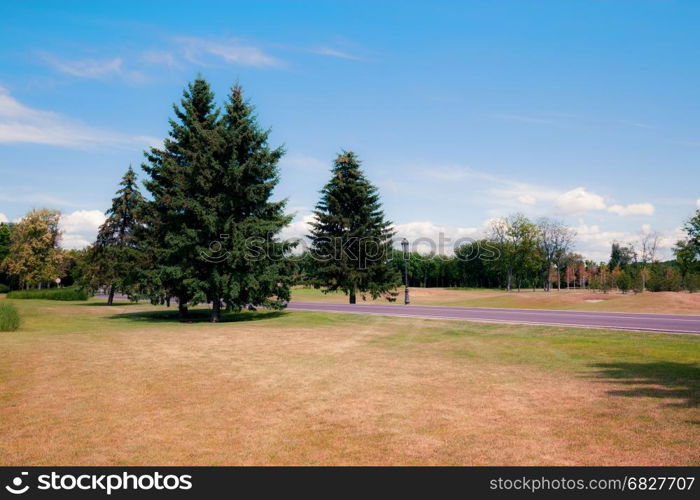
107;308;288;324
78;301;144;307
590;362;699;408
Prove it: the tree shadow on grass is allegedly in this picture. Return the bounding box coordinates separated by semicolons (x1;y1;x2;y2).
590;362;699;408
77;301;145;307
106;308;288;324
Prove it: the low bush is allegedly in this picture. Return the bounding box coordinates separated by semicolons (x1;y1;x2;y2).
6;287;89;301
0;283;10;294
0;302;20;331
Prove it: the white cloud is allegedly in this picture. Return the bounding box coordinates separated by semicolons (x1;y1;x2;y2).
0;86;158;149
42;54;147;83
60;209;105;249
311;47;361;60
176;37;283;68
607;203;655;216
278;215;483;256
516;194;537;205
573;223;629;262
140;50;179;68
0;191;93;209
0;213;8;223
696;198;700;210
554;187;607;216
393;220;481;255
419;164;656;220
279;213;316;242
573;222;679;262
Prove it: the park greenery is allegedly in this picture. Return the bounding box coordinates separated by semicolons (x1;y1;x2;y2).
6;287;89;301
0;302;20;331
1;78;699;318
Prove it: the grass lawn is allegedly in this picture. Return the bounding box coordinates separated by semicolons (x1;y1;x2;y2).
291;286;700;315
0;296;698;465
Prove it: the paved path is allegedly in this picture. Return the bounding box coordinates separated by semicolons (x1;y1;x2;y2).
287;301;700;335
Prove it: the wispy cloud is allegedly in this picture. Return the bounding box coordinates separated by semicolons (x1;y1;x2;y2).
607;203;655;217
311;47;362;61
0;191;93;209
420;164;655;218
140;50;179;68
41;53;148;83
0;85;158;149
175;37;284;68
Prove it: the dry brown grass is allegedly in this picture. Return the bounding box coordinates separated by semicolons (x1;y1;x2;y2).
294;287;700;315
0;299;698;465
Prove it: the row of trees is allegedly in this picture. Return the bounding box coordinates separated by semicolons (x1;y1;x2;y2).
0;78;399;318
292;212;700;294
1;78;699;314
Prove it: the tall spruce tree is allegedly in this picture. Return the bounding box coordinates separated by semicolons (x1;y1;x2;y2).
84;166;145;304
142;78;292;321
141;78;221;318
202;84;292;321
309;151;399;303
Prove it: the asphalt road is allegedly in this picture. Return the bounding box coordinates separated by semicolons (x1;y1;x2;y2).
287;301;700;335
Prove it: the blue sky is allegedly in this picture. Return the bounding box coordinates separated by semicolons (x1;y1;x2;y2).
1;0;698;259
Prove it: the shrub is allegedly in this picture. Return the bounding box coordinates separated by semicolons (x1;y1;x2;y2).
0;302;20;331
6;286;89;301
616;271;631;294
685;274;700;293
0;283;10;294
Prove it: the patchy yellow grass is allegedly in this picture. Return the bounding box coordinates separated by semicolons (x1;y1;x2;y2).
293;287;700;315
0;298;698;465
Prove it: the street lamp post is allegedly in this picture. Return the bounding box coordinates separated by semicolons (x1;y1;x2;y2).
401;238;410;305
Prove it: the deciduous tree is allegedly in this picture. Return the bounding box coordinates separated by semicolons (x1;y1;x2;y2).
2;209;63;288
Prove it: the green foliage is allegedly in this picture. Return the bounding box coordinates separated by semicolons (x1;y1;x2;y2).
609;242;634;271
1;209;63;288
646;265;683;292
616;270;631;293
141;79;292;321
0;284;9;293
489;214;541;291
674;210;700;279
309;151;400;303
7;287;89;301
684;274;700;293
78;166;147;304
0;223;13;264
0;302;20;331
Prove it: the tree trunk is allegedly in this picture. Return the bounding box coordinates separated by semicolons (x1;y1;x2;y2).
506;268;512;292
349;289;356;304
211;297;221;323
107;287;115;305
178;300;188;320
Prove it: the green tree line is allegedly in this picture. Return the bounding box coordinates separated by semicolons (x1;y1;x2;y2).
1;78;699;311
